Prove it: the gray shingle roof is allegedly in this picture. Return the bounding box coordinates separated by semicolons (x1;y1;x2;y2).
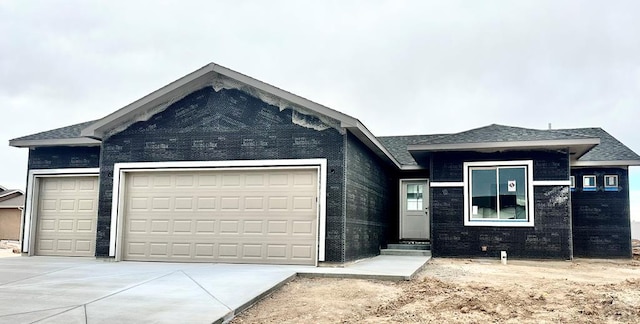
414;124;594;145
0;192;24;208
12;119;639;166
558;128;640;161
377;124;640;166
10;120;97;141
378;134;445;165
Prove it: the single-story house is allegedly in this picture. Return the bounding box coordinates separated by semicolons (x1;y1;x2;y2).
0;186;24;240
9;63;640;265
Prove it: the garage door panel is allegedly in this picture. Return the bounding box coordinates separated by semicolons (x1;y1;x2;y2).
123;169;318;265
35;177;98;257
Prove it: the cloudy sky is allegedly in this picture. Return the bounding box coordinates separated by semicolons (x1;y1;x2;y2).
1;1;639;219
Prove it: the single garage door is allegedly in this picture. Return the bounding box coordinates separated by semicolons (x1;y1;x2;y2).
122;168;318;265
35;176;99;256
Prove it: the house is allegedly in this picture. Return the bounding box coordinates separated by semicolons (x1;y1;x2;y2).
9;63;640;265
0;186;24;241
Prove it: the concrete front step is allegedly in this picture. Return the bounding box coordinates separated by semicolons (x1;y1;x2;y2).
387;243;430;250
380;249;432;256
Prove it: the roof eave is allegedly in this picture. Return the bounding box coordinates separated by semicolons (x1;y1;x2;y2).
343;121;402;169
571;160;640;167
81;63;218;139
9;138;101;148
82;63;366;140
407;138;601;153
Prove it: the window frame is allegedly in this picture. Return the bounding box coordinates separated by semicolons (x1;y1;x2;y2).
463;160;534;227
583;175;597;191
570;175;575;191
604;175;618;191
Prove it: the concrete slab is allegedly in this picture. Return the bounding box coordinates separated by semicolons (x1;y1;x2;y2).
297;255;431;281
0;255;430;323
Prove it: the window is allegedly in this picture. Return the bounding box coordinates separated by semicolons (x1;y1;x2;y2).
583;175;596;191
570;176;575;191
464;160;534;227
604;175;618;191
406;184;424;210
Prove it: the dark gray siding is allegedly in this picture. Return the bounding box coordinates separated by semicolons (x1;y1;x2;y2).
344;133;394;261
28;146;100;170
571;168;631;258
96;87;347;261
429;150;573;259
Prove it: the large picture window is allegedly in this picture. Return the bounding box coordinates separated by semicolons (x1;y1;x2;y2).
464;160;534;227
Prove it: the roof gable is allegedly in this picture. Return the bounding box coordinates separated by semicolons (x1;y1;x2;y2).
8;63;401;167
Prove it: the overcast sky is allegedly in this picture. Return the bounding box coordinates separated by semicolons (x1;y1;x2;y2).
1;1;639;219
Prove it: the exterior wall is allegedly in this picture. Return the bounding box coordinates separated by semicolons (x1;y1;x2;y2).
23;146;101;245
430;150;573;259
344;133;395;261
571;167;631;258
97;87;347;261
28;146;101;170
0;208;21;240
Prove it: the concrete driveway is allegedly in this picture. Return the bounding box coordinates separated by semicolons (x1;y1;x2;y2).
0;257;298;324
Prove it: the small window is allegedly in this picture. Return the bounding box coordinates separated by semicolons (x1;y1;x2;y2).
570;176;575;191
583;175;596;191
604;175;618;191
406;184;424;210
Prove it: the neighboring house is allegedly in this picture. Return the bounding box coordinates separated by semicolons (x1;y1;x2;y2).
0;186;24;240
9;63;640;265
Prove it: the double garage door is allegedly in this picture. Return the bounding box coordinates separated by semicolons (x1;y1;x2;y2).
122;168;319;265
33;168;319;265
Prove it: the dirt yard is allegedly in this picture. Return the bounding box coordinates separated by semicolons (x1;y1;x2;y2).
233;241;640;323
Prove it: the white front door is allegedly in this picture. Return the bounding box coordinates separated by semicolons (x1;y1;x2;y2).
400;179;429;240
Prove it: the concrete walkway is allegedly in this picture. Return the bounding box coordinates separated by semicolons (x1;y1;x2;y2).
0;255;430;324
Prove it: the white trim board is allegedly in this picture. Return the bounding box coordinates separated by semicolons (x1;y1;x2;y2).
22;168;100;254
532;180;571;186
430;182;464;187
431;180;570;187
109;159;328;265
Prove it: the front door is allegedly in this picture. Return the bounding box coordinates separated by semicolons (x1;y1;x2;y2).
400;179;429;240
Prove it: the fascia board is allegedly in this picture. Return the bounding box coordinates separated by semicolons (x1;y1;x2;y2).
81;64;217;138
213;65;360;127
407;138;601;152
82;63;365;140
400;165;425;170
571;160;640;167
0;190;22;199
342;123;402;169
9;137;101;148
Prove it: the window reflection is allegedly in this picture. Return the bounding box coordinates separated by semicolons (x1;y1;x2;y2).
406;184;423;211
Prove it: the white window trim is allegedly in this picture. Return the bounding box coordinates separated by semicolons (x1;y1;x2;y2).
463;160;534;227
109;159;327;265
22;168;100;254
583;175;597;191
570;176;575;189
604;175;618;191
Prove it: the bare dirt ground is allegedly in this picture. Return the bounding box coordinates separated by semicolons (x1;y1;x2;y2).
233;241;640;323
